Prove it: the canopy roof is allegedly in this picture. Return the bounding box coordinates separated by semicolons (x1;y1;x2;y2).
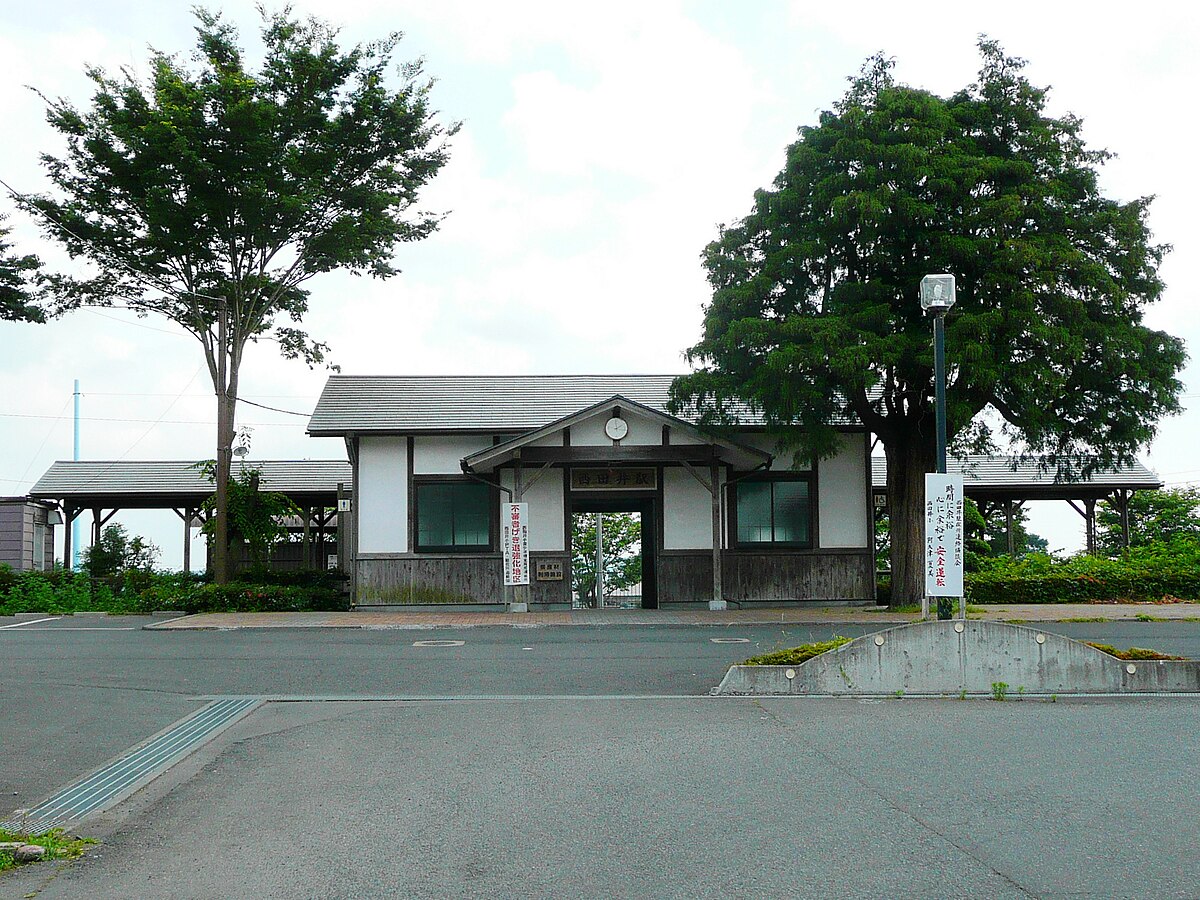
871;455;1161;502
31;460;351;509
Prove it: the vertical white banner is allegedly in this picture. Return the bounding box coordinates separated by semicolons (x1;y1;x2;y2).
925;474;964;597
502;502;529;586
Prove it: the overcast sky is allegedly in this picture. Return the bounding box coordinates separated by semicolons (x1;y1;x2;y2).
1;0;1196;568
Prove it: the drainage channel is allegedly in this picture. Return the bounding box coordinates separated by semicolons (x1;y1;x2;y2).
1;697;261;833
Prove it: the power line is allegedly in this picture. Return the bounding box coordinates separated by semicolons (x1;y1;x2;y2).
235;397;310;417
0;411;299;427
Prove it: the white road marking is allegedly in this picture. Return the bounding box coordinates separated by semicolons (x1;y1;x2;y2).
0;617;60;629
709;637;750;644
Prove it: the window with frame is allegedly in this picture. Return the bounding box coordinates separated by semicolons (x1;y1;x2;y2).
734;476;813;547
415;481;492;552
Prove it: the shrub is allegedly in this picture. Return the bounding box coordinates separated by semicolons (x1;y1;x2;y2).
965;539;1200;604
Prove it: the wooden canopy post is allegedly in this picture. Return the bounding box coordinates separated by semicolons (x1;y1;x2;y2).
172;507;195;572
62;505;76;571
710;460;725;610
302;507;312;568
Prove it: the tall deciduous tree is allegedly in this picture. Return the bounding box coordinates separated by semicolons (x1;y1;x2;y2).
29;9;457;581
0;214;44;322
672;41;1185;607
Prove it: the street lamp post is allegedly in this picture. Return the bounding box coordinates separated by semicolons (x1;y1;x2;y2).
920;274;957;619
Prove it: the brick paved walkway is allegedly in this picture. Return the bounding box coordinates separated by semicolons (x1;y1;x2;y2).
146;601;1200;630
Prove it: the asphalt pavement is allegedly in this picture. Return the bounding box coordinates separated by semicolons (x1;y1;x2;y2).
3;616;1200;897
9;695;1200;899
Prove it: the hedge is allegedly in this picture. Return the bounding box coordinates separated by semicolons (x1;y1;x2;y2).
0;565;348;615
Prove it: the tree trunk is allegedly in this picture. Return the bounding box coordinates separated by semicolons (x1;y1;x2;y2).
885;434;935;609
213;388;235;584
212;299;235;584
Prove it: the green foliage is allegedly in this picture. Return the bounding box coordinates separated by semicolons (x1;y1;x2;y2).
1098;487;1200;550
136;580;348;615
0;565;343;615
0;827;94;872
198;463;301;565
1084;643;1185;661
81;523;159;579
742;636;852;666
991;682;1008;701
966;539;1200;603
30;8;457;358
0;213;45;322
571;512;643;604
671;39;1185;607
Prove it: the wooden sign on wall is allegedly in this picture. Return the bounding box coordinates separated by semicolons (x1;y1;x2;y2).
570;468;657;491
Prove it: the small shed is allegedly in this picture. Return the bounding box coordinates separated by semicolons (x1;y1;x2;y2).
0;497;58;572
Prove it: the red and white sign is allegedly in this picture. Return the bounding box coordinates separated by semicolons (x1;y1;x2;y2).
924;474;964;597
502;502;529;586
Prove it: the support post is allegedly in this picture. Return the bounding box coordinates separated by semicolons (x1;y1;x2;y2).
63;506;75;571
1084;498;1097;556
594;512;604;609
710;460;725;611
182;508;192;573
1005;501;1015;558
336;483;346;573
1119;490;1131;550
302;507;312;568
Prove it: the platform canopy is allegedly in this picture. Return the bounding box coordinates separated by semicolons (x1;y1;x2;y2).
31;460;351;510
870;454;1163;552
869;455;1161;501
30;459;352;571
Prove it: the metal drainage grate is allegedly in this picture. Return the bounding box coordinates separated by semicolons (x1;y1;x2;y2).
1;697;260;833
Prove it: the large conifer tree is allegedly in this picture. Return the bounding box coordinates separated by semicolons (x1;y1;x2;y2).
672;41;1185;606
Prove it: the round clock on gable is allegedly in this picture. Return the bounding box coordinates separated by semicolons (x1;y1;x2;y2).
604;416;629;441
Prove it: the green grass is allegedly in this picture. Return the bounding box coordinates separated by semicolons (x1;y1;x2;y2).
0;827;94;874
1055;616;1112;623
1084;643;1186;661
741;636;852;667
1134;613;1166;622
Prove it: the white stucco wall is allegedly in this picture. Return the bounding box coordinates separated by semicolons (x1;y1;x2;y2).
358;437;408;553
818;434;869;549
523;469;565;551
663;467;714;549
413;435;493;474
571;408;662;446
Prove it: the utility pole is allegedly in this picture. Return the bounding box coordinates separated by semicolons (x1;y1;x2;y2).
72;379;81;568
214;298;230;583
594;513;604;609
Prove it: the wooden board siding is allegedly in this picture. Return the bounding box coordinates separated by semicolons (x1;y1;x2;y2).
0;502;45;572
659;550;873;604
355;552;573;606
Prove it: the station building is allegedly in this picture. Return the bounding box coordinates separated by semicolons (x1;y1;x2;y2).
306;375;873;609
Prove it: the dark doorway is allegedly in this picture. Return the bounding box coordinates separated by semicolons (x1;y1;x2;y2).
569;496;657;609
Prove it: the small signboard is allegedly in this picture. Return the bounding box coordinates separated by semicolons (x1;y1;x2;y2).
337;498;352;513
571;468;657;491
502;502;529;586
536;560;564;582
925;474;964;597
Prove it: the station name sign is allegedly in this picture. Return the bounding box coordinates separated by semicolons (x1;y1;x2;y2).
570;468;657;491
